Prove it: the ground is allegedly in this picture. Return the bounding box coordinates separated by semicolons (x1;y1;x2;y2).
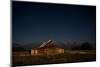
12;50;96;66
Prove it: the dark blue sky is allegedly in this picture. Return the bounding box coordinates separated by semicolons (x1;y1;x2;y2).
12;1;96;44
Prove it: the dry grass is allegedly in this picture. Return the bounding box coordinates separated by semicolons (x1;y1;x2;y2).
12;50;96;66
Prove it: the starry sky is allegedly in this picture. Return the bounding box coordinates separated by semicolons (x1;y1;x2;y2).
12;1;96;44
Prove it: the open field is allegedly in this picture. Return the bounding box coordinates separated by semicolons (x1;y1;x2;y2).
12;50;96;66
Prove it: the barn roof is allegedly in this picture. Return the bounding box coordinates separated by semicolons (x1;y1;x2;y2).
39;40;55;48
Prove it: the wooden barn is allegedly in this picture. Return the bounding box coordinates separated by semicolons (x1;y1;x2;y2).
31;40;64;56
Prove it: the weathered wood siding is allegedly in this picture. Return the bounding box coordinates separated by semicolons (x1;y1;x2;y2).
31;48;64;56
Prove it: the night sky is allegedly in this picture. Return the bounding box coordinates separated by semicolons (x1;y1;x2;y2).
12;1;96;44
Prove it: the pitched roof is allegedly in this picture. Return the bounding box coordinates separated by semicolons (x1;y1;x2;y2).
39;40;55;48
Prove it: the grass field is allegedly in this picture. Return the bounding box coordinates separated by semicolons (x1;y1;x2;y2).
12;50;96;66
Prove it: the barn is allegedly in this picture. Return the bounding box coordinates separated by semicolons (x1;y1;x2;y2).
31;40;64;56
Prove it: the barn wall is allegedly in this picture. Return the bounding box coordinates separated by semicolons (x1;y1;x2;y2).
31;48;64;56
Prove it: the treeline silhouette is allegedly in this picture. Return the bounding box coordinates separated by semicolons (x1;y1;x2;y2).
71;42;96;50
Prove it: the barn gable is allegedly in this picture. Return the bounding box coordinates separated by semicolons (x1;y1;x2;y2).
39;40;55;48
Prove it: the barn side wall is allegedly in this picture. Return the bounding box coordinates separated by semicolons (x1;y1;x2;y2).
31;48;64;56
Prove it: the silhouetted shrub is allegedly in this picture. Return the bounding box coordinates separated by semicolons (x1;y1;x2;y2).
80;42;92;50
